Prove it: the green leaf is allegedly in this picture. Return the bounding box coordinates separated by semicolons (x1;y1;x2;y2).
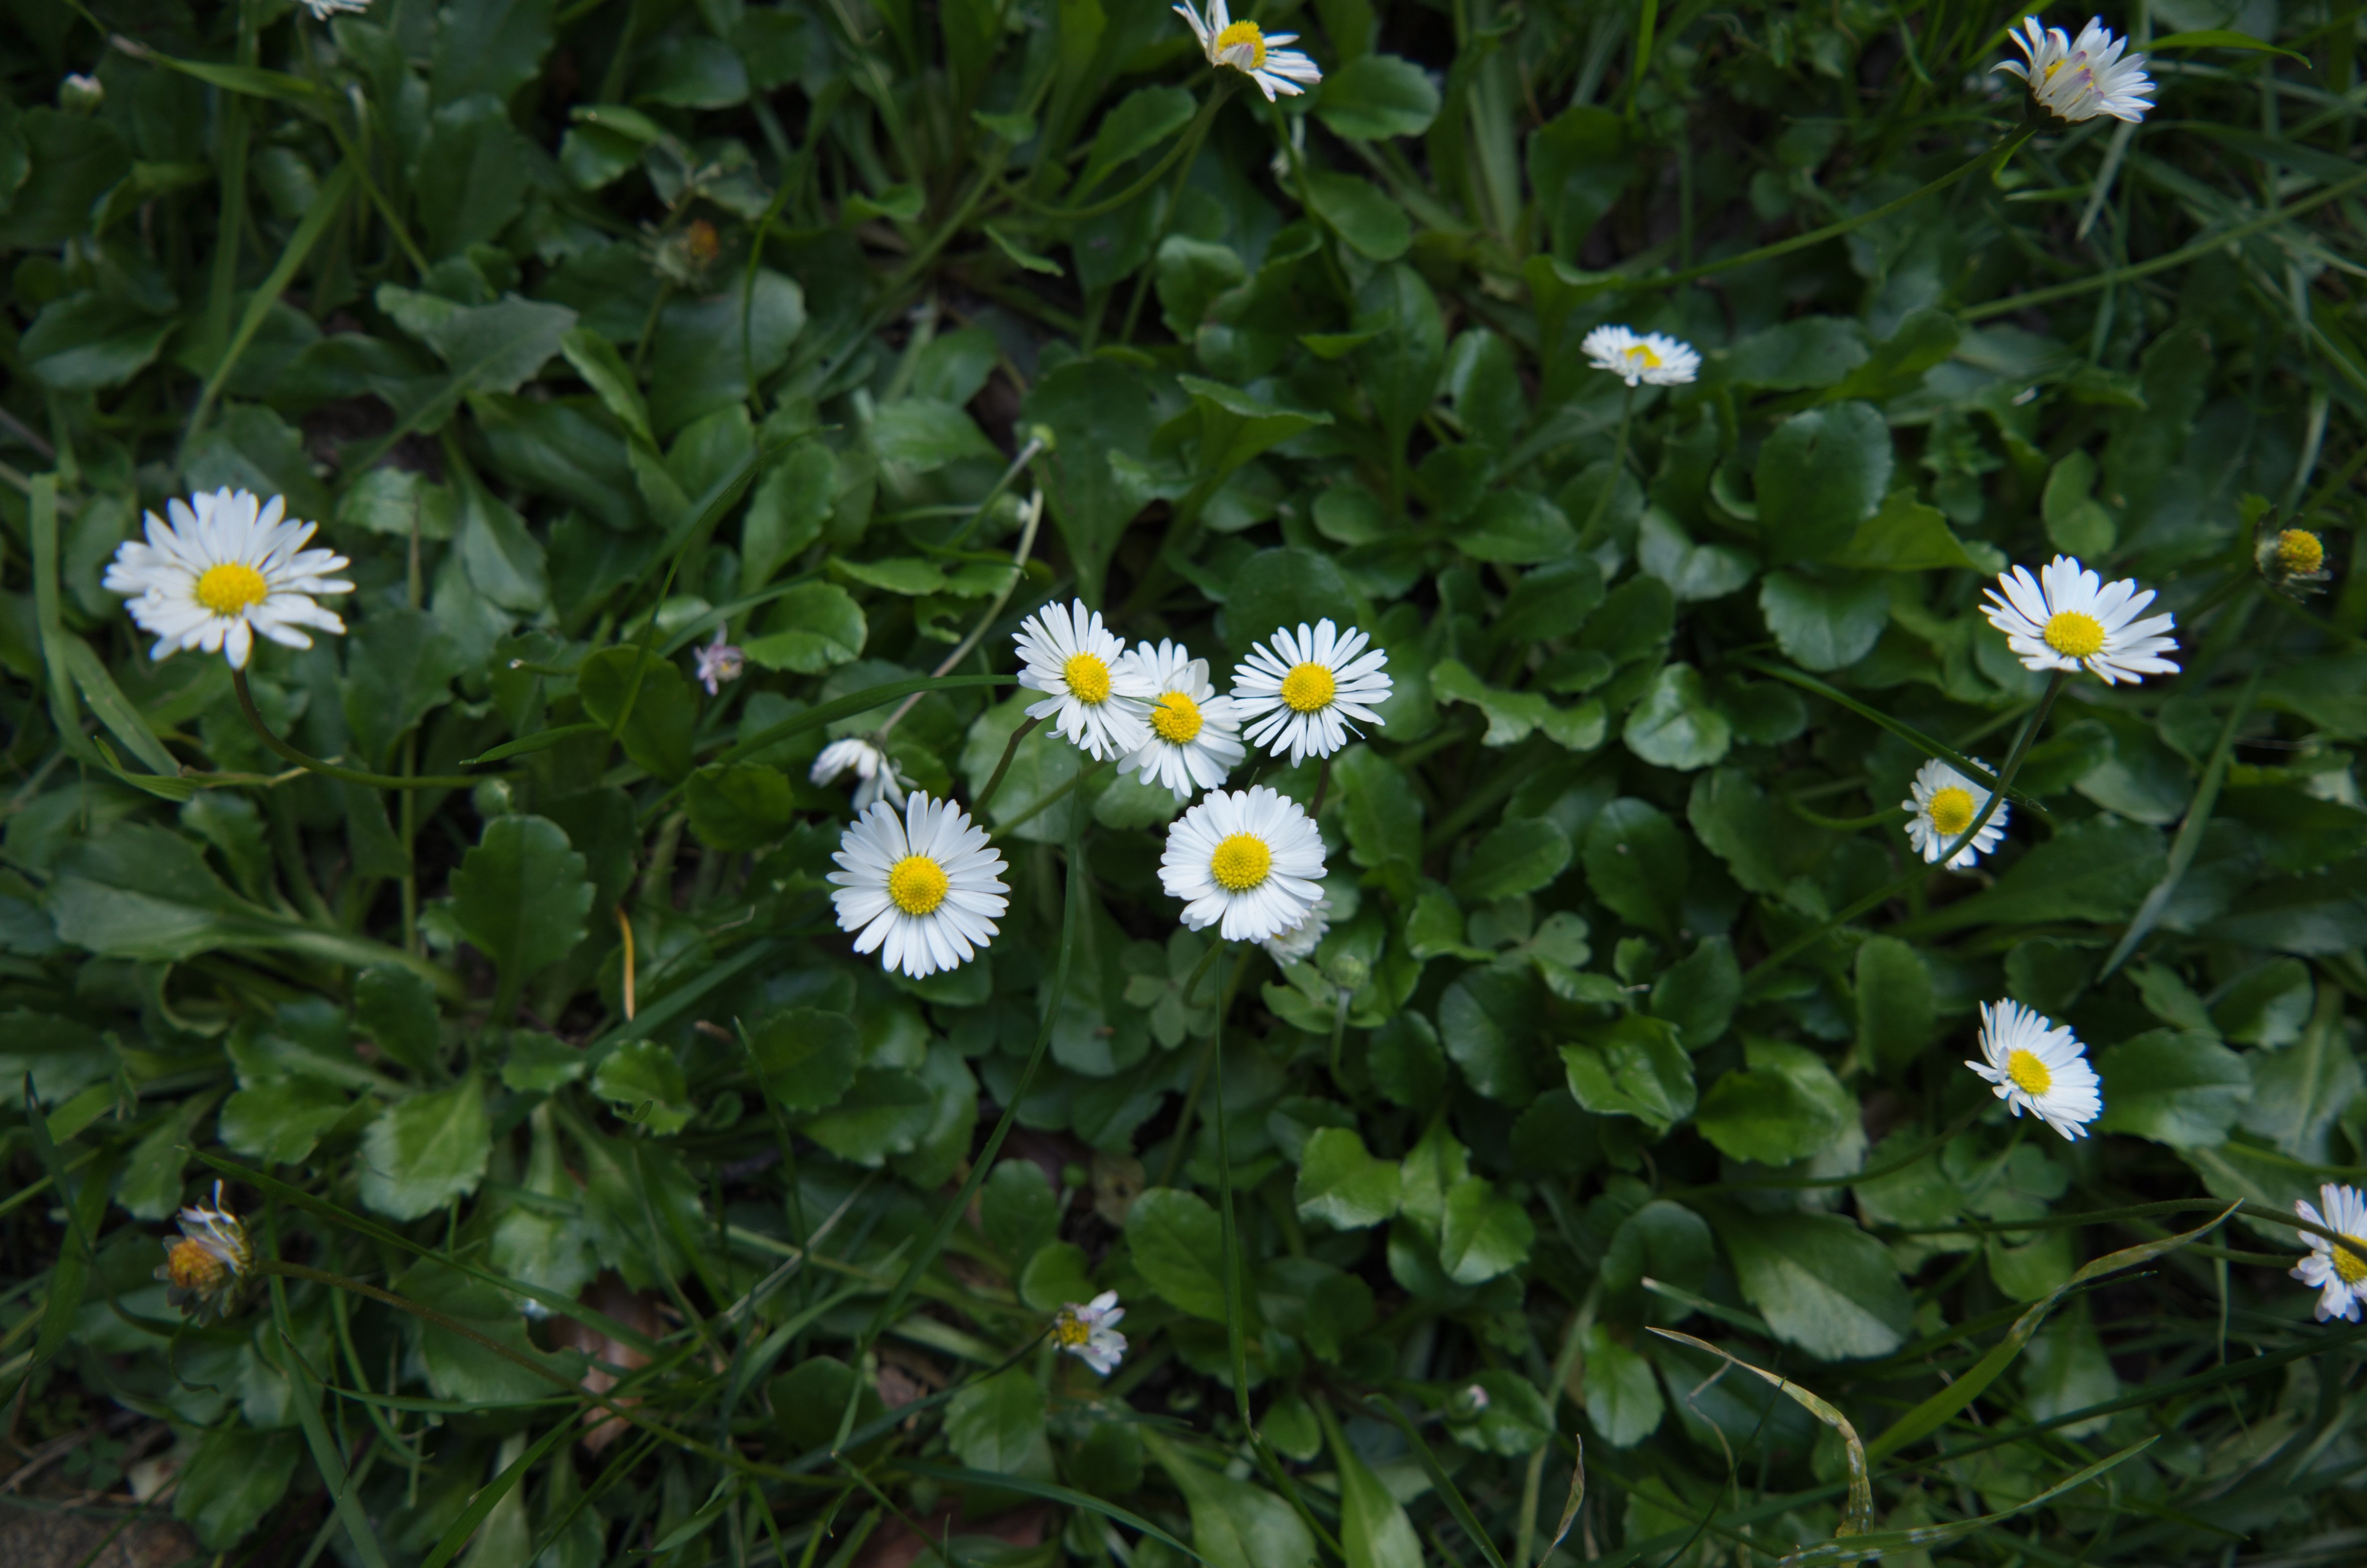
1823;491;1986;571
1315;54;1441;140
1452;817;1572;903
1905;817;2166;933
1126;1187;1230;1321
1695;1040;1851;1164
1225;547;1361;655
1329;1412;1423;1568
220;1080;350;1166
1582;798;1689;938
1854;936;1935;1077
647;271;806;435
2022;1299;2119;1438
1305;169;1412;259
1711;1207;1912;1360
1429;659;1605;750
871;398;999;470
1338;744;1424;896
1649;936;1739;1049
1154;1441;1316;1568
1581;1323;1665;1447
1527;104;1635;259
742;581;868;674
342;610;469;768
559;324;653;445
450;815;593;983
1351;265;1444;445
684;762;794;851
945;1368;1051;1475
1295;1127;1401;1230
1755;402;1893;564
591;1039;695;1134
1023;358;1156;602
1560;1016;1696;1135
1759;569;1889;672
1462;489;1578;564
1438;1176;1534;1283
982;1160;1061;1264
1178;377;1334;483
1622;662;1732;771
1076;85;1196;198
1440;962;1543;1104
174;1427;302;1549
21;291;176;390
2095;1030;2251;1148
798;1068;935;1165
357;1078;491;1220
1720;317;1869;391
575;646;695;783
743;1008;860;1115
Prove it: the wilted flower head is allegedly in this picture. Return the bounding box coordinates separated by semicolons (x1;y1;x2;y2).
694;626;744;695
1053;1292;1128;1374
103;489;352;670
1996;16;2154;123
812;736;908;812
156;1182;253;1323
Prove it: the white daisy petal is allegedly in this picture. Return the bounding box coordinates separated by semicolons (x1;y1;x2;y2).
829;794;1008;979
1159;785;1327;944
1228;619;1393;765
2292;1184;2367;1323
1980;554;2179;685
1902;758;2009;870
1963;999;2102;1141
1580;324;1702;387
1997;15;2154;123
1014;599;1154;761
1173;0;1322;98
104;488;351;671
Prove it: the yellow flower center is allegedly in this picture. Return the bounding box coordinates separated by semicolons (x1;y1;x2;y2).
2277;529;2325;574
1151;690;1204;744
1064;651;1113;705
2334;1237;2367;1286
1624;343;1663;369
1210;833;1272;892
167;1239;224;1292
1280;662;1335;713
1213;18;1267;66
1927;787;1976;838
2041;610;2105;659
2043;57;2064;81
887;855;949;916
195;562;269;617
2006;1049;2053;1097
1054;1312;1092;1347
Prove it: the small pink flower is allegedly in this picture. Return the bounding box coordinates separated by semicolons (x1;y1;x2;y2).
695;627;745;695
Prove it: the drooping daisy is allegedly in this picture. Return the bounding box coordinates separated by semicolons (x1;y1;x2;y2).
1230;620;1392;766
1582;324;1702;388
1014;600;1154;761
694;627;744;695
1981;555;2179;685
828;794;1009;979
102;488;352;670
155;1182;253;1324
1161;785;1327;943
1964;999;2102;1142
811;736;908;812
2291;1184;2367;1324
1261;896;1331;963
1903;759;2009;869
1996;16;2155;124
1173;0;1322;101
1053;1292;1128;1374
1115;640;1245;799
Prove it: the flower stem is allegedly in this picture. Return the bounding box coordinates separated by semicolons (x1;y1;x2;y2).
971;713;1041;813
877;476;1044;742
231;670;480;790
1578;385;1636;544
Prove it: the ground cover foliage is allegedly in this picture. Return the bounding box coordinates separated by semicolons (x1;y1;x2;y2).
3;0;2367;1564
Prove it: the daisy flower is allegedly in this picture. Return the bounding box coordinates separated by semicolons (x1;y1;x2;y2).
2291;1184;2367;1324
1115;640;1245;799
811;736;908;812
1261;896;1331;963
828;794;1009;979
1160;785;1326;943
694;627;745;695
302;0;372;17
1053;1292;1128;1374
1903;758;2009;869
1981;555;2179;685
2261;527;2332;593
1230;619;1392;766
1582;324;1701;388
1014;600;1154;761
102;488;352;671
1997;16;2155;124
1173;0;1322;101
156;1182;252;1323
1964;999;2102;1142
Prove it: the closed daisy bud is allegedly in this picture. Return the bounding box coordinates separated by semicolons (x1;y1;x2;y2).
2291;1183;2367;1324
103;489;353;670
811;736;909;811
1981;555;2179;685
1965;1000;2102;1142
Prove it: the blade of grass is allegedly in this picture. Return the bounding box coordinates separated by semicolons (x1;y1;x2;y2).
1647;1330;1870;1536
2097;670;2260;978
